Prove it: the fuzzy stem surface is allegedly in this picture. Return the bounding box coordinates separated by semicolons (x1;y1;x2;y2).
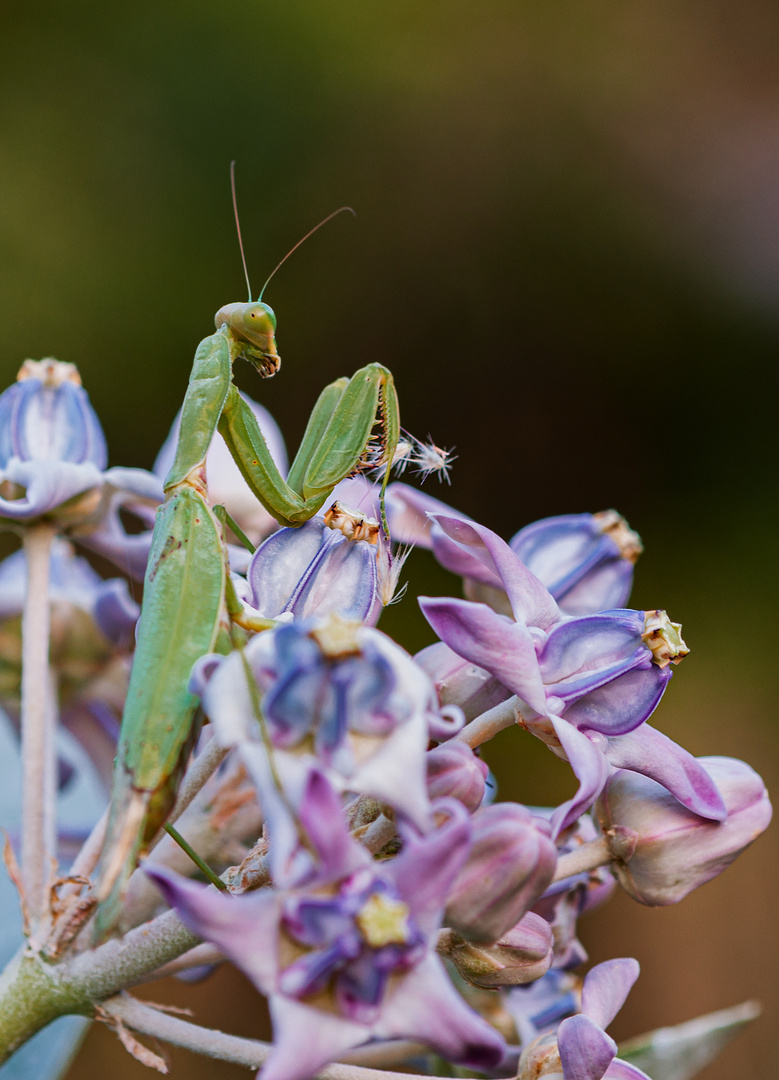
20;522;58;939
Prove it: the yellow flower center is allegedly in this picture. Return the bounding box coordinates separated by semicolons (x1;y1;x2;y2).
356;893;411;948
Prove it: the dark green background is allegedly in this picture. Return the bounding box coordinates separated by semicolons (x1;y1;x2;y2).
0;2;776;1076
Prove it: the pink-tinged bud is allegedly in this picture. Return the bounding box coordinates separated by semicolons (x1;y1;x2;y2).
440;912;554;988
415;641;511;722
595;757;772;905
426;741;489;812
445;803;557;942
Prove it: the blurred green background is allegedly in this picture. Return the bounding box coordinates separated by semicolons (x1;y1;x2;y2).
1;1;777;1076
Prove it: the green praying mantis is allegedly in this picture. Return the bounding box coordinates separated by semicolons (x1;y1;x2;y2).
95;199;400;930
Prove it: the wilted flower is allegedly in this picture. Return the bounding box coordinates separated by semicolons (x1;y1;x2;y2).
444;802;557;942
419;514;725;833
518;958;651;1080
147;776;507;1080
595;756;772;905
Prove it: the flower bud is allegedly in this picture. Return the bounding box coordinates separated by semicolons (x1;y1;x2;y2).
415;641;511;722
426;741;489;812
445;803;557;942
440;912;554;988
595;757;772;905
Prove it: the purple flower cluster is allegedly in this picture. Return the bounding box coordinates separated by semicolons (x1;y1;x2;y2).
0;362;769;1080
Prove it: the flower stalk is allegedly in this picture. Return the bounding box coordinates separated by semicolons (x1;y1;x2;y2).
20;521;58;940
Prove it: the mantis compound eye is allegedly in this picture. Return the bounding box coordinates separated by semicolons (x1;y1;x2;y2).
215;300;280;377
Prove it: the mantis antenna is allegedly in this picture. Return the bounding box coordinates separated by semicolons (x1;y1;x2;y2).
257;205;356;302
230;160;253;303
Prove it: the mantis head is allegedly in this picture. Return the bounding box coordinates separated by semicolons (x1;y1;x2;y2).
215;300;280;377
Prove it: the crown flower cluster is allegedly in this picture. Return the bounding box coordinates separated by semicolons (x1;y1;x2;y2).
0;343;770;1080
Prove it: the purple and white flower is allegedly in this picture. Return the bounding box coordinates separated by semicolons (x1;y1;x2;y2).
194;616;461;849
146;776;507;1080
419;515;725;833
517;958;651;1080
0;359;163;578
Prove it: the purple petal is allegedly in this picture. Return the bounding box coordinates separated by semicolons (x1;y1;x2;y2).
430;522;504;588
378;952;507;1069
263;994;369;1080
389;798;472;931
384;483;465;546
581;958;640;1029
604;724;727;821
144;865;279;990
419;597;548;713
562;665;671;736
558;1014;617;1080
557;561;634;617
297;768;366;879
538;612;648;700
249;520;330;617
603;1059;653;1079
93;578;140;646
0;459;103;520
511;514;634;615
290;533;378;622
549;719;611;836
431;515;560;629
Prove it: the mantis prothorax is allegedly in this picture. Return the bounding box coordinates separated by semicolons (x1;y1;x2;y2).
95;215;400;932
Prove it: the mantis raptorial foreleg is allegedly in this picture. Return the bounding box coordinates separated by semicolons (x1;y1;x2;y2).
95;295;400;933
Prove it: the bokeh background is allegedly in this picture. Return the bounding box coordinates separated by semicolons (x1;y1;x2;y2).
0;1;777;1076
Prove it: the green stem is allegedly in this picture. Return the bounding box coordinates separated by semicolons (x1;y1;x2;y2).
162;823;228;891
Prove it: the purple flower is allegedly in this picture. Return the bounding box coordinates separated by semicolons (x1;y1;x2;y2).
419;515;725;833
509;511;642;616
246;514;379;624
518;958;652;1080
194;616;457;836
595;756;772;904
384;484;641;616
0;359;163;576
146;777;507;1080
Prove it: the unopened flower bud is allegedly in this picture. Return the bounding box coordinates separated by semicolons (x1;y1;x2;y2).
415;641;511;722
426;741;488;812
445;803;557;942
440;912;554;988
595;757;772;905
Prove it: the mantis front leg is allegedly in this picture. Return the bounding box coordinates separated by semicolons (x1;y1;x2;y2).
96;299;400;932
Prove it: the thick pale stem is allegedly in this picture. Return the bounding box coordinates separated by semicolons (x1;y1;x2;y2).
551;835;612;883
102;995;432;1078
20;523;58;938
454;696;522;749
167;733;230;828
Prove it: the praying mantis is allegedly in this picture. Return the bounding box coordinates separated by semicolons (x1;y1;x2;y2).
95;203;400;929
